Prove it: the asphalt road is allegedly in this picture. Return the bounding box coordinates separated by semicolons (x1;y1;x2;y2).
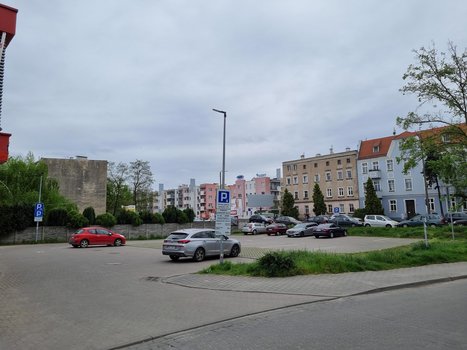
0;236;421;350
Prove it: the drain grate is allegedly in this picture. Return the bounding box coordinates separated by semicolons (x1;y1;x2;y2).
145;276;161;282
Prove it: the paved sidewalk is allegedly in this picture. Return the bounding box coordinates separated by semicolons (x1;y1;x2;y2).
163;262;467;297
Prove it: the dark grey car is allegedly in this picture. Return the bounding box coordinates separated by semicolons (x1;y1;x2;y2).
162;229;241;262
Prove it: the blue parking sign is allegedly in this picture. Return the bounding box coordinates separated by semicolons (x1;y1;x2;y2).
217;190;230;204
34;202;44;222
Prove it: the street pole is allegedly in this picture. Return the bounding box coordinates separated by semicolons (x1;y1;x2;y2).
213;108;226;263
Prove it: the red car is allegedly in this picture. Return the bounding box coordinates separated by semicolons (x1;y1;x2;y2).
69;227;126;248
266;223;288;236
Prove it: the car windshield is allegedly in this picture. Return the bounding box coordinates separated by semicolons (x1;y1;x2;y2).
166;233;188;240
293;224;307;229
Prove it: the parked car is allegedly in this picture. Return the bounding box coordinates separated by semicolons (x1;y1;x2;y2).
266;223;288;236
242;222;268;235
314;223;348;238
249;214;273;224
274;216;301;226
162;229;241;262
453;219;467;226
396;214;446;227
364;215;399;228
443;212;467;223
329;214;363;227
286;222;318;237
306;215;330;224
69;227;126;248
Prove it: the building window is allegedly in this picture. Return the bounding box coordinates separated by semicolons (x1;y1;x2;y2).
346;170;352;179
304;190;309;199
373;180;381;192
405;178;412;191
389;199;397;212
347;186;353;196
303;164;306;169
327;204;333;213
314;174;320;183
293;176;298;185
294;191;299;200
286;177;291;185
326;188;332;197
305;205;309;215
346;158;351;164
429;198;435;212
303;175;308;184
372;161;379;170
387;159;393;172
362;162;368;174
337;170;343;180
338;187;344;197
325;172;332;181
388;179;395;192
287;165;291;171
340;204;345;213
442;134;450;143
349;203;355;213
326;161;330;166
293;164;297;171
314;163;318;168
373;145;380;153
337;159;341;165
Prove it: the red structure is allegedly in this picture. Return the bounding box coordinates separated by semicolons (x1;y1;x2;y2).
0;3;18;164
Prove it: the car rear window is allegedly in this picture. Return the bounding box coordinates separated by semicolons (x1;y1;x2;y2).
166;233;188;240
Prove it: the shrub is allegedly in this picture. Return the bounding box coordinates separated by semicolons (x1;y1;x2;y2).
46;208;69;226
153;213;165;224
95;213;117;228
0;203;34;236
255;251;297;277
82;207;96;225
66;211;89;229
352;208;367;220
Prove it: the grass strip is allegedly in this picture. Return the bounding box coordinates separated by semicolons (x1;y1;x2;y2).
201;239;467;277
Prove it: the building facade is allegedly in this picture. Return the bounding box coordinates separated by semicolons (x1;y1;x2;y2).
41;156;107;214
282;149;359;219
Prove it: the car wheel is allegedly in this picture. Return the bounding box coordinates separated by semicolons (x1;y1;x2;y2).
403;224;408;228
300;231;304;237
252;230;257;235
114;238;122;246
193;248;205;262
229;244;240;257
169;255;180;261
365;224;371;227
343;230;347;236
385;224;392;228
430;224;437;228
351;224;356;227
330;232;334;238
314;235;319;239
79;239;89;248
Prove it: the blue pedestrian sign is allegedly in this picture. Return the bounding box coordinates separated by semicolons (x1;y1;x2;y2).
333;207;340;214
34;202;44;222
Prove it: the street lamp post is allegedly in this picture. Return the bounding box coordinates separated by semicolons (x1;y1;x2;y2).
213;108;226;263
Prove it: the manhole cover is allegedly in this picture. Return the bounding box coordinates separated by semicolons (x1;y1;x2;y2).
145;276;161;282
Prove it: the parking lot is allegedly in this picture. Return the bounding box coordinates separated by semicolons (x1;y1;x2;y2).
0;236;419;350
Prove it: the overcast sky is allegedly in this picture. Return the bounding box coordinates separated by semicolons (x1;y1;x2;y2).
3;0;467;189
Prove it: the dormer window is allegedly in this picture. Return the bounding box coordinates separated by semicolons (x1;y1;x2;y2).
372;145;380;153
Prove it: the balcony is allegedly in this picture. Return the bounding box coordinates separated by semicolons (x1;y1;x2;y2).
368;169;381;179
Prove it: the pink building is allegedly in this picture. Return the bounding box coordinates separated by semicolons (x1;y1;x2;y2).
228;176;247;217
198;183;218;220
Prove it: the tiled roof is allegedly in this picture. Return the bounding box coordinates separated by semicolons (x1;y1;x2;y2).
358;135;397;160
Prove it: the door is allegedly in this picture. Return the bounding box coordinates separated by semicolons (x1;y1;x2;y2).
405;200;416;219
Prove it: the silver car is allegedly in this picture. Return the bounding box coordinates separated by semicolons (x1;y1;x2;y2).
162;229;241;262
286;222;318;237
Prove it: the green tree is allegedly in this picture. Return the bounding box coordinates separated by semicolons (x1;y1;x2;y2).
183;208;195;222
129;160;154;212
397;42;467;198
281;189;299;219
364;178;384;215
95;212;117;228
107;162;132;216
312;183;326;215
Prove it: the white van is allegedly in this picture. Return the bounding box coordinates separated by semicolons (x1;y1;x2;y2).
364;215;398;228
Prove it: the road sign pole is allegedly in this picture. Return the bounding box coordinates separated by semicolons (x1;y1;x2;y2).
35;176;42;243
